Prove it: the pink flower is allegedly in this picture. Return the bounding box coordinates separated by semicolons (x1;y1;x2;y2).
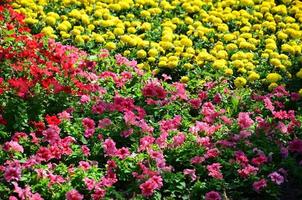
82;118;95;129
3;141;24;153
98;118;112;129
4;166;21;182
207;163;223;180
79;161;91;171
58;111;72;120
234;151;249;165
263;97;274;112
92;187;106;200
99;49;109;58
103;138;117;156
288;139;302;154
268;172;284;185
139;136;155;151
42;125;61;144
253;179;267;192
191;156;205;164
120;128;133;138
81;145;90;156
189;98;202;109
204;148;220;159
238;112;254;129
66;189;84;200
140;176;163;197
205;191;221;200
171;132;186;147
238;164;258;178
116;147;130;159
84;177;95;190
252;155;267;166
142;81;167;99
80;95;90;104
183;169;197;181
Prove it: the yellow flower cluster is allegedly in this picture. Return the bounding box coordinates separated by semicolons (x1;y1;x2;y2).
12;0;302;92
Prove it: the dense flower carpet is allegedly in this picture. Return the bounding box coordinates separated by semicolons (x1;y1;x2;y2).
0;0;302;199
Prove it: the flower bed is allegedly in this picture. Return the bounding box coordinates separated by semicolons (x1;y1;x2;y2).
1;4;302;199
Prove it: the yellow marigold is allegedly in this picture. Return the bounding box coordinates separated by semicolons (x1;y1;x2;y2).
75;35;85;45
213;59;227;70
45;16;56;26
234;77;247;88
137;50;147;58
299;89;302;96
180;76;189;83
296;69;302;79
113;28;124;35
268;83;278;91
184;63;193;70
41;26;54;36
105;42;116;50
148;48;158;57
266;73;282;83
224;68;233;76
248;72;260;81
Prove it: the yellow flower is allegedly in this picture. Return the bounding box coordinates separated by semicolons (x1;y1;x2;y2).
180;76;189;83
248;72;260;81
113;28;124;35
41;26;54;36
137;50;147;58
296;69;302;79
268;83;278;91
234;77;247;88
180;37;193;47
105;42;116;50
266;73;282;83
148;48;158;57
45;16;56;26
88;24;95;31
213;59;227;70
184;63;193;70
299;89;302;96
75;35;85;45
224;68;233;76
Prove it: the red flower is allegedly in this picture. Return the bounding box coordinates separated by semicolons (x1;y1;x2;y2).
45;115;61;126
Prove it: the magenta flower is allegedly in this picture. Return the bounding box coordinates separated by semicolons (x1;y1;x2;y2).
268;172;284;185
103;138;117;156
140;176;163;197
238;112;254;129
288;139;302;154
183;169;197;181
205;191;221;200
207;163;223;180
4;166;21;182
253;179;267;192
66;189;84;200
